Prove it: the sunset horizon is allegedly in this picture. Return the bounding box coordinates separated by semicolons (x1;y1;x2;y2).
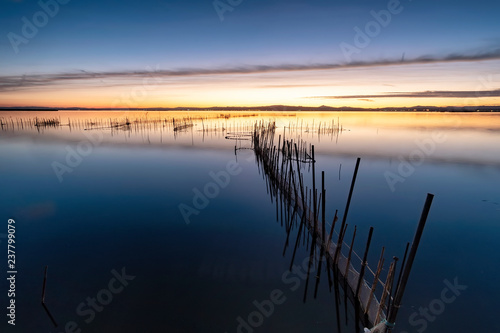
2;0;499;109
1;56;499;109
2;0;500;332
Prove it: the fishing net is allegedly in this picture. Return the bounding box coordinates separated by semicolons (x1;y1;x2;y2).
365;320;394;333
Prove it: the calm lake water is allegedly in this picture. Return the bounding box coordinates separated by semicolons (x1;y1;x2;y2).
0;111;499;332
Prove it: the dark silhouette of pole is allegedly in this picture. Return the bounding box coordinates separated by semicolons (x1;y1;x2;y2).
41;265;58;327
322;171;326;243
386;193;434;328
340;157;360;231
335;158;360;262
355;226;374;298
394;242;410;297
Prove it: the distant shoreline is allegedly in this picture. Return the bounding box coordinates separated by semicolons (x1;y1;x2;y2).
1;106;500;113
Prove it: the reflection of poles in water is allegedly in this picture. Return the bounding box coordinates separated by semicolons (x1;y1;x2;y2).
313;233;325;299
303;229;316;303
41;265;58;328
333;266;343;333
5;115;346;150
191;122;194;146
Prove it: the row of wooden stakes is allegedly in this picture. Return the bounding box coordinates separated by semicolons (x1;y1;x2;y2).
250;121;434;332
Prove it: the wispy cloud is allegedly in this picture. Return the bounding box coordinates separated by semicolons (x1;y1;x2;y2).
310;89;500;99
256;84;336;88
1;49;500;92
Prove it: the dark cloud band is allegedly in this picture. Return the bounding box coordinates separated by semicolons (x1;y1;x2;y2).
1;49;500;92
310;89;500;99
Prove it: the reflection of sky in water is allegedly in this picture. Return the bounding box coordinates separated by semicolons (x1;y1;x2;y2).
2;111;499;166
0;111;499;332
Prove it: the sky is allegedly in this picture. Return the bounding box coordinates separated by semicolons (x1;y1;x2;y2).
0;0;500;108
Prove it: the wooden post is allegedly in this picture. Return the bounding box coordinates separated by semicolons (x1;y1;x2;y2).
321;171;326;243
386;256;399;317
394;242;410;299
386;193;434;327
336;157;360;256
294;143;304;203
327;210;338;252
334;222;348;264
355;226;374;298
345;226;357;276
375;260;396;325
41;265;48;303
365;247;385;315
312;146;317;235
41;265;58;327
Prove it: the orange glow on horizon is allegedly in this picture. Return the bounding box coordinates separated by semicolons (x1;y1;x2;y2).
1;61;499;109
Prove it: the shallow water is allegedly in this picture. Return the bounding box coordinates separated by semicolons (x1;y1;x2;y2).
0;111;499;332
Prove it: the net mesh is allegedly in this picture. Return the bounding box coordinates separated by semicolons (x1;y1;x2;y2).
365;321;391;333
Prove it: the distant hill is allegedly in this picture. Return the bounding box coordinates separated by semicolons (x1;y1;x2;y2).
1;105;499;112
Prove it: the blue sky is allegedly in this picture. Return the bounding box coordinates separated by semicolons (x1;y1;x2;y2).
1;0;499;107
